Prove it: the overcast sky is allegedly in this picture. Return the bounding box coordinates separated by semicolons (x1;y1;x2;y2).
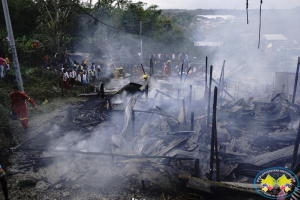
118;0;300;10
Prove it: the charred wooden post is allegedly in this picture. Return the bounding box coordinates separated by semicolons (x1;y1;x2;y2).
194;159;200;177
209;86;219;181
292;57;300;103
181;63;184;83
146;84;148;101
132;110;135;135
191;112;194;131
140;63;146;75
207;65;213;131
205;56;208;88
213;86;220;182
190;85;192;108
183;99;187;126
141;180;146;190
218;60;225;97
291;122;300;171
100;83;104;99
150;55;153;76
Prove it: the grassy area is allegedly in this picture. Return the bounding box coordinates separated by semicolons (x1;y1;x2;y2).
0;67;86;154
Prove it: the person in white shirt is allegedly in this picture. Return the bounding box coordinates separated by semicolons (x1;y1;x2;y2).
70;68;76;87
82;72;87;85
63;69;69;89
77;71;82;85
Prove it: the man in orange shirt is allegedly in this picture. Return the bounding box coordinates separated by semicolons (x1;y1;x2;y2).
10;86;38;130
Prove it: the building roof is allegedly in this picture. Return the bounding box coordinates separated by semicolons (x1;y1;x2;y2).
197;15;235;20
262;34;288;41
194;41;223;47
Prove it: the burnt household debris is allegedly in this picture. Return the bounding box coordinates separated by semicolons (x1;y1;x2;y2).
7;55;300;200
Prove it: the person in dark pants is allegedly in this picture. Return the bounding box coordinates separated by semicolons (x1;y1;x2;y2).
0;165;9;200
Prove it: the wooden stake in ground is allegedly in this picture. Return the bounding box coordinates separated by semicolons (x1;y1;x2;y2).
209;86;220;181
206;65;213;131
291;122;300;171
292;57;300;103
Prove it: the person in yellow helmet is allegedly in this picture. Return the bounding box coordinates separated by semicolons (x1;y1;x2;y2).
119;67;125;78
114;68;119;80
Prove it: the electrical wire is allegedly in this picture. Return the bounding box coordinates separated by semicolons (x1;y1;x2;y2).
70;0;123;31
258;0;263;49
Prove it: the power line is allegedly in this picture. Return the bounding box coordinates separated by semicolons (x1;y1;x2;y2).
70;0;123;31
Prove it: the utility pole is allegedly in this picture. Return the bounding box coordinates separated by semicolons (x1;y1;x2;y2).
140;21;143;65
2;0;23;92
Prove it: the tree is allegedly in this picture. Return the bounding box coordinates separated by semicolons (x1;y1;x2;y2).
35;0;75;60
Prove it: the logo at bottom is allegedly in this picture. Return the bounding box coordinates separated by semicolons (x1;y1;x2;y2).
254;167;299;199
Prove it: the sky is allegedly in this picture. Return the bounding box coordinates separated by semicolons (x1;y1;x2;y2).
92;0;300;10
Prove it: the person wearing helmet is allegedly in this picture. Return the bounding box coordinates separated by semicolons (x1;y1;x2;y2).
164;63;169;77
114;68;119;80
119;67;125;79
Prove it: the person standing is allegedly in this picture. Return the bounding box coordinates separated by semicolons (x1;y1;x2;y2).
114;68;119;80
4;54;10;71
63;69;69;89
82;72;87;85
0;57;5;78
0;165;8;200
119;67;125;79
77;70;82;85
70;68;76;87
164;63;169;77
10;86;38;130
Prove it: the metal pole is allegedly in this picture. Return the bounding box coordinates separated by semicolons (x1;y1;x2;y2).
140;21;142;65
292;122;300;171
292;57;300;103
2;0;23;92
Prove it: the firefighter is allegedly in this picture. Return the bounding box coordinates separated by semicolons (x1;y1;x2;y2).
119;67;125;79
167;60;171;76
114;68;119;80
164;63;169;77
10;86;38;130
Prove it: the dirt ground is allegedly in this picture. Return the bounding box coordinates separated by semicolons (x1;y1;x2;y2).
0;97;265;200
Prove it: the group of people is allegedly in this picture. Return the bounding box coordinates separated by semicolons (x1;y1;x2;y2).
0;54;10;79
113;67;125;80
62;62;102;89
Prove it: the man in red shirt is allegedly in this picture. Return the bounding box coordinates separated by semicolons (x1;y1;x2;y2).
10;86;38;130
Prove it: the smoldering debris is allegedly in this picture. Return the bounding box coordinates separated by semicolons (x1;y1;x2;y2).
11;62;300;199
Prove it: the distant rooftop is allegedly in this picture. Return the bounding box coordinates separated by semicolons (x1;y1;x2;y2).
262;34;288;41
197;15;235;20
194;41;223;47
